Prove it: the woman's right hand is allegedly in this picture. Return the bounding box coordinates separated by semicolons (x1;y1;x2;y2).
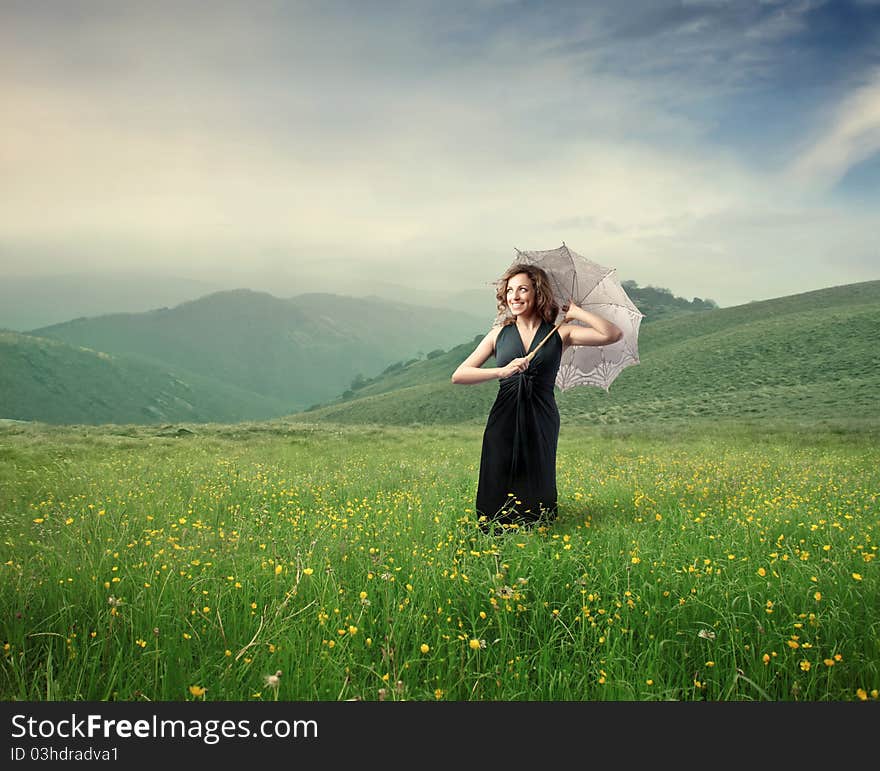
498;357;530;379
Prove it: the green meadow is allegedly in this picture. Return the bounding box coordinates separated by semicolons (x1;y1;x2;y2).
1;419;877;702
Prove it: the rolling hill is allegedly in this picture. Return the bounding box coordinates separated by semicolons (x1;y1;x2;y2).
25;289;487;416
0;330;290;424
291;280;880;427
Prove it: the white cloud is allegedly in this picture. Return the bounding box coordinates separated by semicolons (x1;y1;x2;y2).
788;69;880;190
745;0;820;41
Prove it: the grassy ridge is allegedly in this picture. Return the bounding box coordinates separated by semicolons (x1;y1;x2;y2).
0;330;290;424
295;281;880;426
0;420;877;701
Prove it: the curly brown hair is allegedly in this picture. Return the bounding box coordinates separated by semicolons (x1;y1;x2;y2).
495;263;559;325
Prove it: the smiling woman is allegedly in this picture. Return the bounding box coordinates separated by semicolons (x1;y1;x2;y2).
451;262;621;531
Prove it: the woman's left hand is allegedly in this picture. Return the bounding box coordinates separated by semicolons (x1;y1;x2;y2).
562;300;582;322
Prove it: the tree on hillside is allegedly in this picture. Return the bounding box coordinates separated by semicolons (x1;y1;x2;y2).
621;280;717;320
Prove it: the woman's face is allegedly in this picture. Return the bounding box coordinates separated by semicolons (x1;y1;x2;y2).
506;272;535;318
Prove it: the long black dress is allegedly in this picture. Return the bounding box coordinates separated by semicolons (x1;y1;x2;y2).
475;319;562;526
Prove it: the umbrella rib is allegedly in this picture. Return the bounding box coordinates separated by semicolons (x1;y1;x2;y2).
567;248;577;305
572;266;613;305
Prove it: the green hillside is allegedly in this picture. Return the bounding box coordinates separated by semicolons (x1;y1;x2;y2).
291;280;880;427
0;330;290;424
30;289;487;413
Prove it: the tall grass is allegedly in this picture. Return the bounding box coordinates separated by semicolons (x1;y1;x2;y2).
1;420;877;701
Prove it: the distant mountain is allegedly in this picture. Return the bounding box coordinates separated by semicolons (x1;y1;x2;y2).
0;330;289;424
22;289;487;418
0;274;223;331
291;280;880;427
0;269;716;331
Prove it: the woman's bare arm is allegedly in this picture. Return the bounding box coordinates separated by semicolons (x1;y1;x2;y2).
558;302;623;349
451;327;529;384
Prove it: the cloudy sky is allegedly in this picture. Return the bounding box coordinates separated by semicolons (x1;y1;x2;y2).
2;0;879;308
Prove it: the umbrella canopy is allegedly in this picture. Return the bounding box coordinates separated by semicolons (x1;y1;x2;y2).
499;243;644;391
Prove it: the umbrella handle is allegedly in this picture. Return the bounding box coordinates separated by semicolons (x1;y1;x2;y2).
525;322;563;362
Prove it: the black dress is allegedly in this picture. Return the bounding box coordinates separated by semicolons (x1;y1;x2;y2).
475;320;562;526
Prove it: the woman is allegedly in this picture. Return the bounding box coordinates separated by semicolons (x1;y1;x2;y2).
451;264;622;531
